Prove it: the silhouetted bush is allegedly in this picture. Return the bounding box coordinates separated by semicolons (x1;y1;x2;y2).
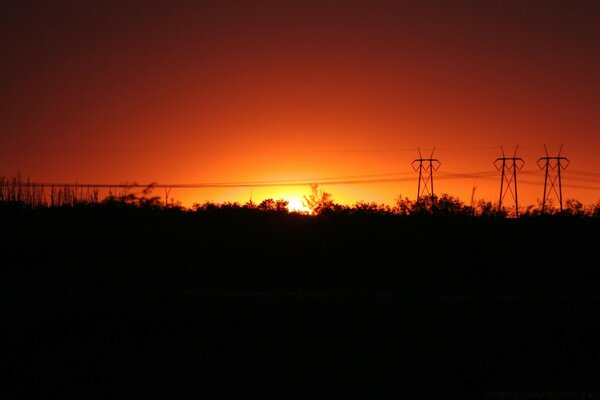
303;184;335;214
350;201;392;216
561;199;585;217
474;200;507;217
591;201;600;218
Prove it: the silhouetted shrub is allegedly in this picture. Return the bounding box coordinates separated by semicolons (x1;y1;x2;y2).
191;201;219;212
351;201;392;216
562;199;585;217
474;200;507;217
591;201;600;219
258;198;289;212
407;194;473;216
393;196;413;216
303;184;335;215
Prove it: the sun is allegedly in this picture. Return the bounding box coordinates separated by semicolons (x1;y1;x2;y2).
286;197;311;214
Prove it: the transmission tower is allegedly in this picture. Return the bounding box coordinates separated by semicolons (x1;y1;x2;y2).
411;147;441;200
537;144;570;213
494;145;524;216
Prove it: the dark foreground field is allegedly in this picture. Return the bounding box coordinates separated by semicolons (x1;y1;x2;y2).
2;204;600;398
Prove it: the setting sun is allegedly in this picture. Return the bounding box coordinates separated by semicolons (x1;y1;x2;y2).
286;197;311;214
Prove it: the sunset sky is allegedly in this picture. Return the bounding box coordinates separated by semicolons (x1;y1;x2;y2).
1;1;599;207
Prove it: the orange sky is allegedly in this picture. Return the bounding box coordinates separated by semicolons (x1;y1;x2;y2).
1;1;599;207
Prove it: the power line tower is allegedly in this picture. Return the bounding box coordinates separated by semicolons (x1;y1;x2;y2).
494;145;524;216
537;144;570;213
411;147;441;200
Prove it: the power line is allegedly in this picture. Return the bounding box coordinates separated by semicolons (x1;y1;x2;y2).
564;170;600;178
6;170;600;191
3;152;600;195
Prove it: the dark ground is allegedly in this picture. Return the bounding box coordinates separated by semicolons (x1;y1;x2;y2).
1;204;600;398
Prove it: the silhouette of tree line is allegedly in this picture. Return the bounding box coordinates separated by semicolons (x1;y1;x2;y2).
193;184;599;218
2;175;600;217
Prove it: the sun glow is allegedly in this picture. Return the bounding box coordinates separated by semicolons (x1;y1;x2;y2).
286;197;311;214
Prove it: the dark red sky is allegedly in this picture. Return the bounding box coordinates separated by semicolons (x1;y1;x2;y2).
1;1;599;207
